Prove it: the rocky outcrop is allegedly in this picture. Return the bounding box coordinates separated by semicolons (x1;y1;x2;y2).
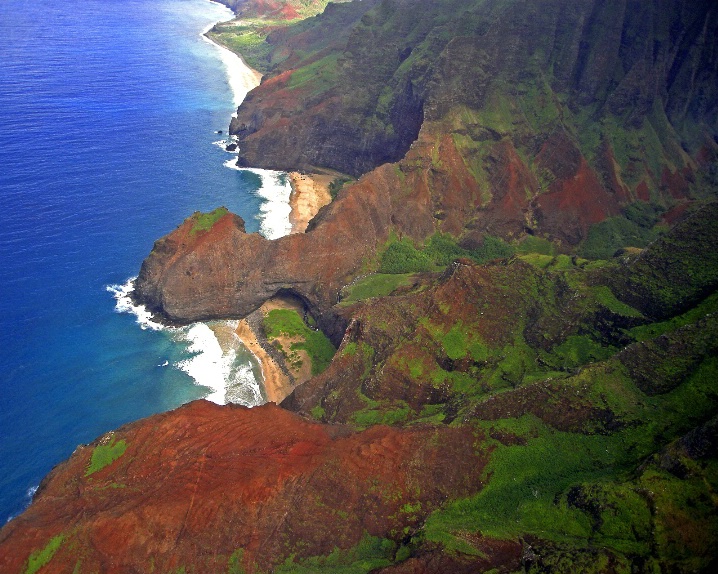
5;209;718;572
232;0;717;206
608;201;718;319
0;401;488;574
134;0;718;325
131;166;404;328
213;0;347;20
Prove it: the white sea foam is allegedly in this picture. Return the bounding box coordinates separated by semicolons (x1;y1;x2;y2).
176;322;232;404
201;11;262;110
108;281;264;407
106;278;164;331
225;361;264;406
202;12;294;241
175;321;263;406
5;485;39;524
224;166;293;239
213;134;239;152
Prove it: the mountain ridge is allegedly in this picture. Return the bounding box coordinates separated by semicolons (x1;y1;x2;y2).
2;1;718;572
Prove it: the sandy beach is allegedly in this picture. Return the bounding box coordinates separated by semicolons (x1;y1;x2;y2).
202;18;262;109
205;23;340;403
235;318;294;404
233;174;344;402
231;174;338;403
234;295;316;404
288;171;335;233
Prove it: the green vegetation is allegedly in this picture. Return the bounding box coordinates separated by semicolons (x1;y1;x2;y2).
310;405;326;420
579;215;659;259
329;176;354;200
550;335;616;370
352;403;411;428
209;22;276;73
288;53;341;98
264;309;336;375
516;235;556;255
378;233;514;274
189;207;228;236
227;548;245;574
591;285;643;318
423;354;718;565
378;237;432;274
341;342;358;356
24;534;65;574
275;533;397;574
341;273;415;303
85;436;127;476
629;291;718;341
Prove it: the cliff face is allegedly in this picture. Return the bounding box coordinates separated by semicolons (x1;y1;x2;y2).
0;402;487;573
231;0;717;236
3;2;717;572
132;172;397;330
285;203;718;426
132;0;718;325
214;0;348;20
4;206;718;573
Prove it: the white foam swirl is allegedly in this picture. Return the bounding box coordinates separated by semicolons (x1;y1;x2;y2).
107;282;264;407
106;278;163;331
222;164;293;239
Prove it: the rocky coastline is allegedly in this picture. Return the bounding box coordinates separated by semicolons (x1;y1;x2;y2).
2;0;718;572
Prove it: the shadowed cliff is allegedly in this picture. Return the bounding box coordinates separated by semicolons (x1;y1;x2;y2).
134;0;718;325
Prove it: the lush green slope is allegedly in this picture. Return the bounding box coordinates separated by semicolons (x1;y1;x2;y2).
227;0;717;251
281;203;718;572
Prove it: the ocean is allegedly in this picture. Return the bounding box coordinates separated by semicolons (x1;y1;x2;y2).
0;0;284;522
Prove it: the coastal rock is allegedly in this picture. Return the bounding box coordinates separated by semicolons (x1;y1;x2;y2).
135;0;718;325
132;164;407;326
230;0;717;240
0;401;487;573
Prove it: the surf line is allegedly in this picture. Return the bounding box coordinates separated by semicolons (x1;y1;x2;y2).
108;4;295;407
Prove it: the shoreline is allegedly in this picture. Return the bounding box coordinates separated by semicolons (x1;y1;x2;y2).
288;171;334;233
200;6;334;405
201;12;262;110
235;317;294;404
201;8;289;404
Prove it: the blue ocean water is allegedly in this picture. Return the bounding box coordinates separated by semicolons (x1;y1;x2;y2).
0;0;269;521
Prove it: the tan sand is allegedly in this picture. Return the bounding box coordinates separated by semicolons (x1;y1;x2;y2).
233;295;318;404
235;319;294;404
288;172;334;233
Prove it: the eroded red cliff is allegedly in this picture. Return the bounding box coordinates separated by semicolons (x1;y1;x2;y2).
0;401;487;573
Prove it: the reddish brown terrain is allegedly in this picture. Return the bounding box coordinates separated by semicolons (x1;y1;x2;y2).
2;1;717;572
3;205;718;572
134;0;717;324
0;402;488;573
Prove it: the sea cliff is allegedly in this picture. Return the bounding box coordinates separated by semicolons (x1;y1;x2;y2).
134;0;718;326
2;0;718;572
3;203;718;572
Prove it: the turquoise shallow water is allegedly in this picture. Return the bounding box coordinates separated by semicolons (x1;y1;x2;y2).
0;0;268;521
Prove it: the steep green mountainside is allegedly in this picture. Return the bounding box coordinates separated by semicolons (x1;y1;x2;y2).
215;0;346;20
3;206;717;572
2;2;717;572
229;0;717;249
280;202;718;572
